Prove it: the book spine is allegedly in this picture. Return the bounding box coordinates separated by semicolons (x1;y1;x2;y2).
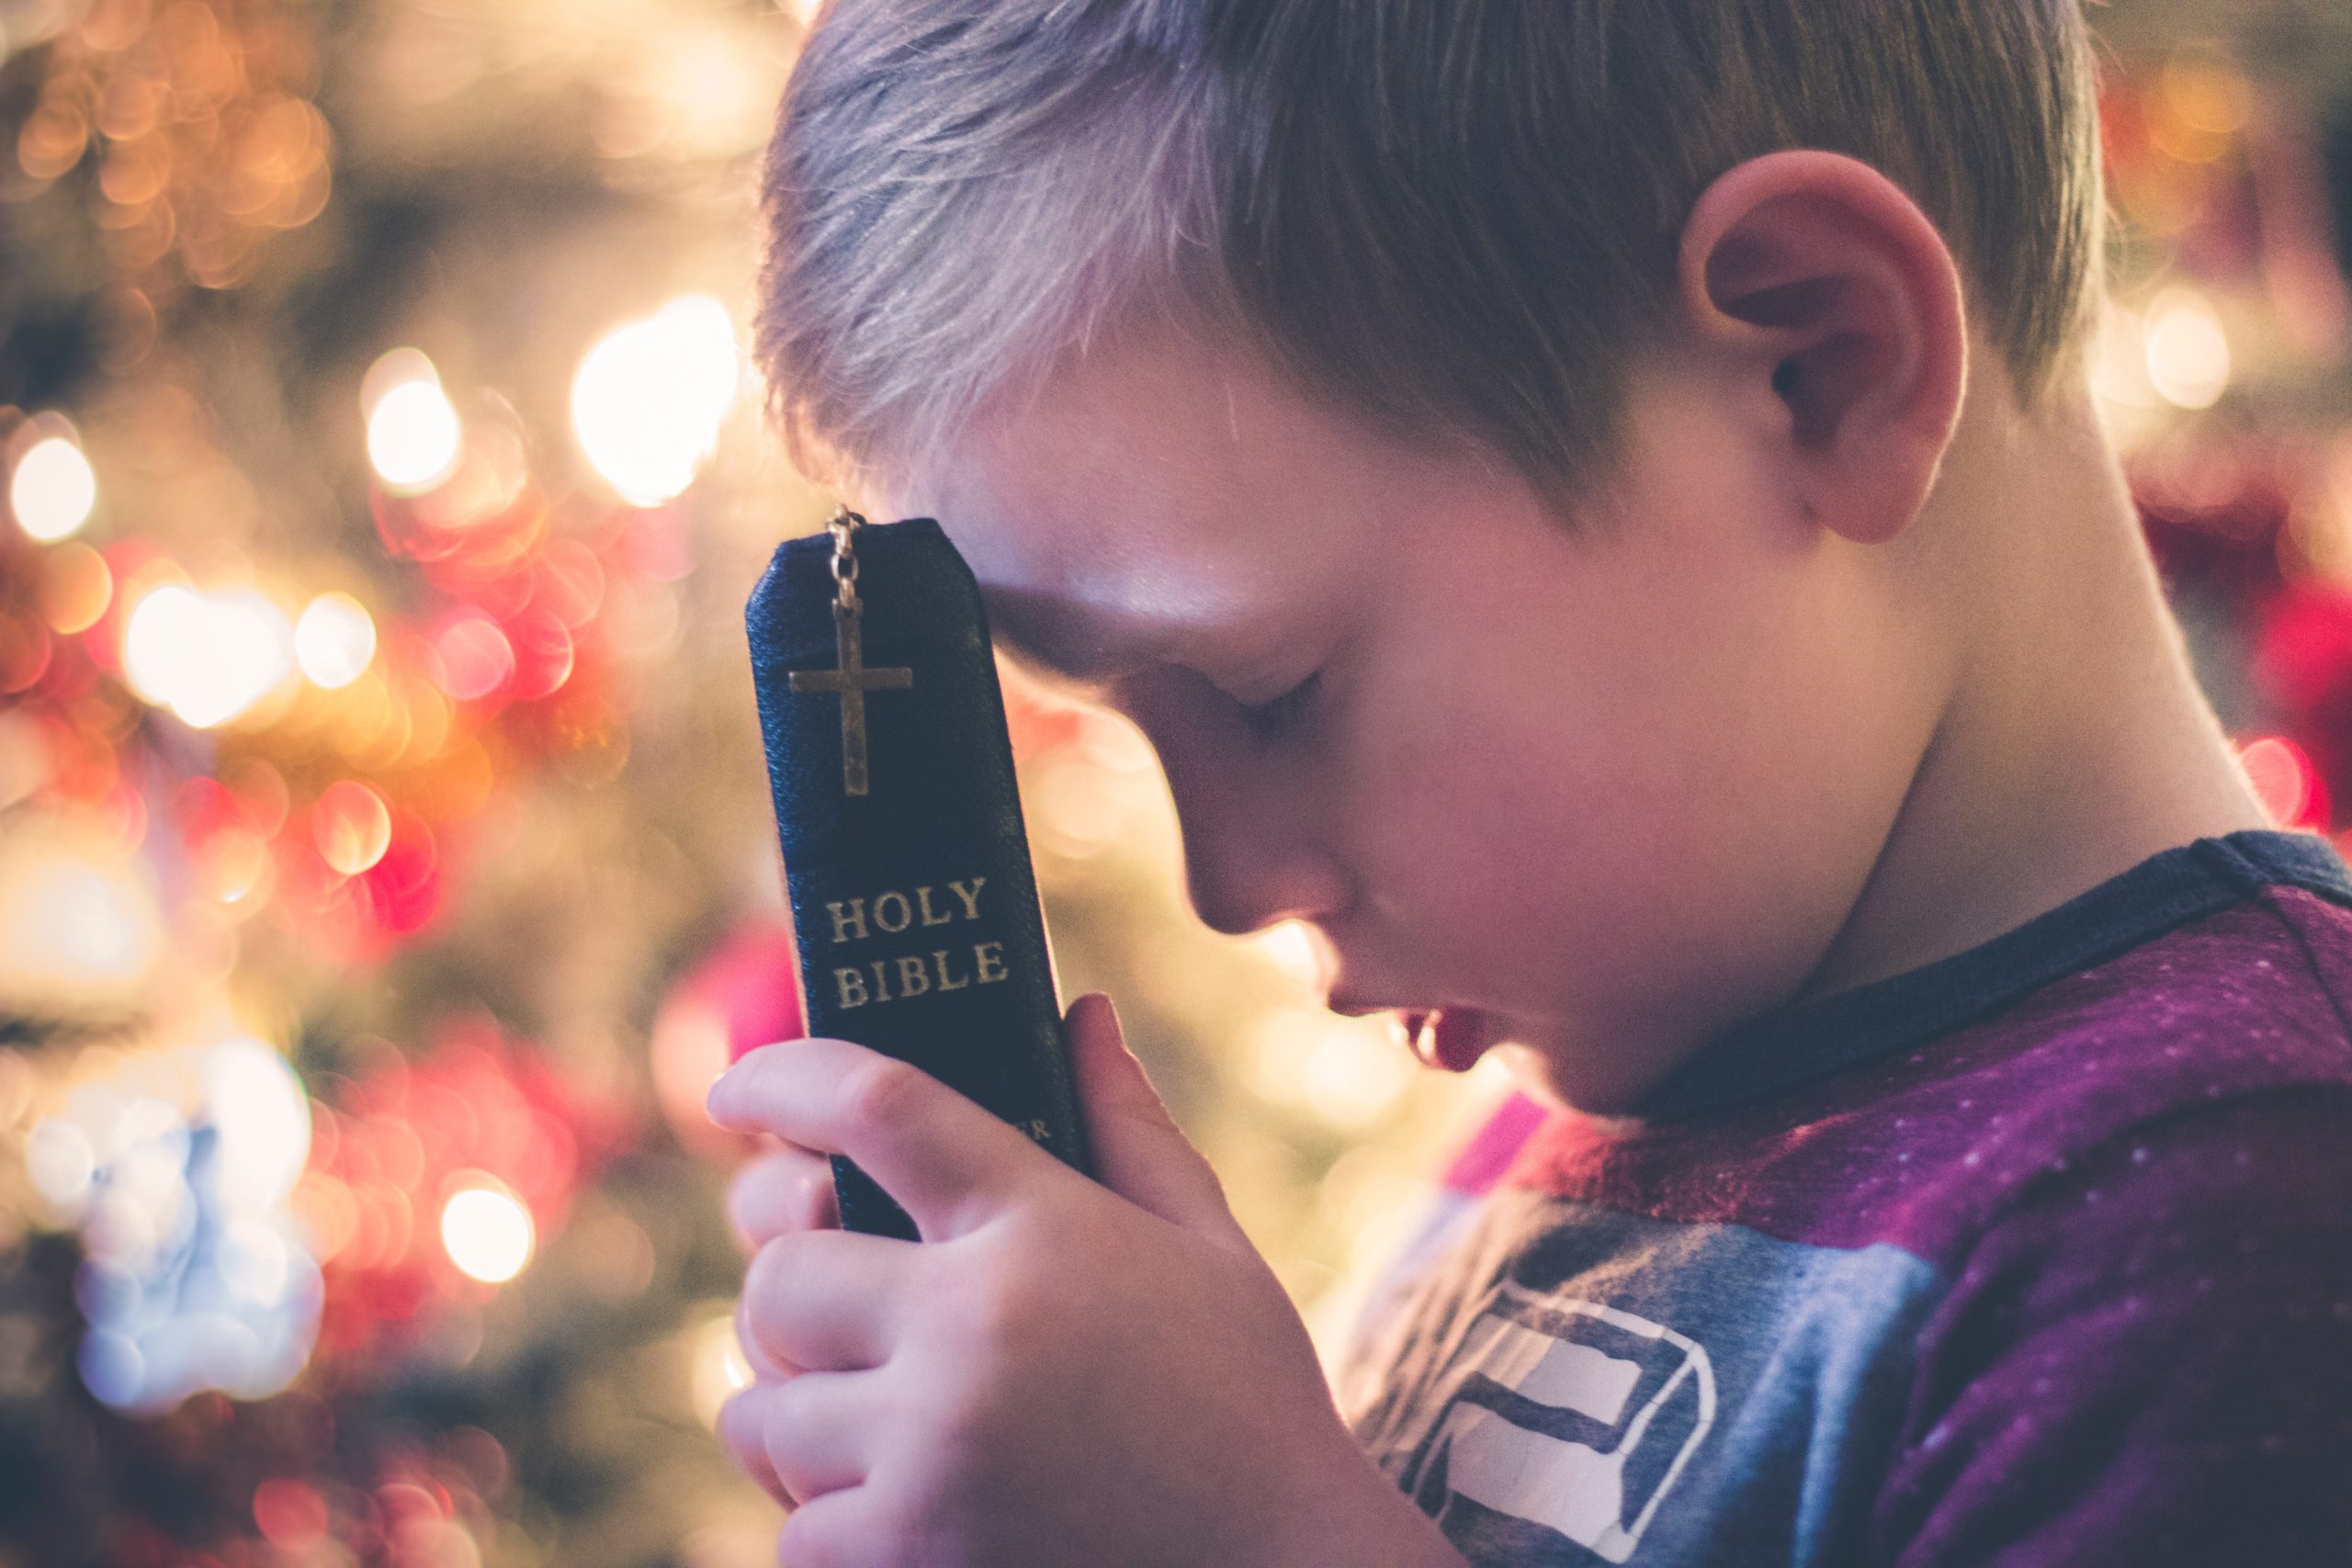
747;519;1091;1239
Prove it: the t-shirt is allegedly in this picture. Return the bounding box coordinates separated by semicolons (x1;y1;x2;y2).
1332;829;2352;1566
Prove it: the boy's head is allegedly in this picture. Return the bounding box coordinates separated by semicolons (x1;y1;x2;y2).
757;0;2102;501
753;2;2118;1111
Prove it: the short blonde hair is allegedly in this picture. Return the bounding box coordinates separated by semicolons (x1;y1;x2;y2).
755;0;2106;500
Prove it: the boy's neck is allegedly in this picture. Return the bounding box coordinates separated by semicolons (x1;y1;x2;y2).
1792;363;2273;1007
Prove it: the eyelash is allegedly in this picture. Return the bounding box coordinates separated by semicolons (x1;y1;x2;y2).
1236;671;1323;743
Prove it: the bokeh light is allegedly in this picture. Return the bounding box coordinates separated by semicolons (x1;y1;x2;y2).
431;612;515;703
253;1480;330;1550
2241;735;2327;829
1255;919;1337;992
440;1183;535;1284
208;1040;313;1212
2144;288;2233;410
571;294;740;507
365;354;464;494
295;592;378;689
1247;1008;1418;1132
314;781;393;875
39;542;113;634
9;430;98;542
41;1038;322;1415
690;1309;755;1427
25;1118;97;1210
121;583;295;728
0;841;161;999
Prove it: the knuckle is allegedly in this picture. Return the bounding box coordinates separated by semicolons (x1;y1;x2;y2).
741;1236;808;1341
767;1367;826;1434
744;1234;791;1298
842;1055;929;1134
937;1244;1043;1363
730;1152;835;1242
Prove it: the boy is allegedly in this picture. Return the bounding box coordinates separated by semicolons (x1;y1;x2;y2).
709;2;2352;1562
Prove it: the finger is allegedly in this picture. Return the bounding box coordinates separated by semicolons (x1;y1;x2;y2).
776;1483;896;1568
710;1039;1059;1241
1064;992;1248;1248
718;1382;791;1503
742;1227;912;1372
738;1294;795;1381
729;1145;840;1248
742;1370;885;1507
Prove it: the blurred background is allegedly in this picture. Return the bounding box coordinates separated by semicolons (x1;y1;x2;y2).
2;0;2351;1562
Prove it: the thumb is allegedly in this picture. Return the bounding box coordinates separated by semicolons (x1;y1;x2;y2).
1065;992;1248;1249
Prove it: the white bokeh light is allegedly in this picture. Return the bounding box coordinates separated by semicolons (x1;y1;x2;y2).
2143;288;2232;411
294;591;378;689
571;294;740;507
10;433;98;543
207;1040;312;1212
690;1310;755;1427
56;1039;323;1414
366;360;464;493
25;1118;97;1209
0;852;159;996
121;584;295;729
442;1185;535;1284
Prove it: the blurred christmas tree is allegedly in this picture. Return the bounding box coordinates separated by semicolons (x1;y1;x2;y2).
3;1;2352;1563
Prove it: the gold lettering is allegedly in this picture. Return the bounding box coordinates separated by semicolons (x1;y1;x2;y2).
896;954;933;998
948;878;987;919
827;899;869;944
974;941;1009;985
873;891;912;933
1026;1119;1050;1143
834;966;870;1009
931;949;971;991
914;885;956;927
868;959;893;1001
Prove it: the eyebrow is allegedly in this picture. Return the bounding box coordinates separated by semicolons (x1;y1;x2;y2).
981;593;1133;694
978;583;1251;699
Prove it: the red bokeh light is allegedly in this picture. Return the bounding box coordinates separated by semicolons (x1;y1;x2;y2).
2240;735;2329;829
253;1478;329;1548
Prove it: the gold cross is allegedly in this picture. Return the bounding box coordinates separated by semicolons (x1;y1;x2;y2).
788;597;912;796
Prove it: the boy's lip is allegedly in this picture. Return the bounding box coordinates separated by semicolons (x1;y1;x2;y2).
1330;997;1499;1074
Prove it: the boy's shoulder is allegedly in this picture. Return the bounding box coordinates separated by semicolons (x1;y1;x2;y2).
1501;832;2352;1270
1339;832;2352;1566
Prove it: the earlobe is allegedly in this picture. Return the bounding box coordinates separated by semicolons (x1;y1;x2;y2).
1677;151;1968;545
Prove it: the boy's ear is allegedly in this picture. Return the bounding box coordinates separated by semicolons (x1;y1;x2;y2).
1676;150;1969;546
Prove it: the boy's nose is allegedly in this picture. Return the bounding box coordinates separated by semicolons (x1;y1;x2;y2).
1108;669;1351;938
1159;755;1350;939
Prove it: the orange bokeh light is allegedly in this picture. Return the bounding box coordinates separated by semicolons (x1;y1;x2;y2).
314;780;392;875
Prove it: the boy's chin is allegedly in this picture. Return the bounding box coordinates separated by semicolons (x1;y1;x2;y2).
1477;1026;1671;1120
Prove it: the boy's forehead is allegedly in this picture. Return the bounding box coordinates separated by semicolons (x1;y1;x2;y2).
893;340;1338;673
933;494;1261;685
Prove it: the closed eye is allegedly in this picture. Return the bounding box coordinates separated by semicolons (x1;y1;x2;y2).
1236;671;1322;744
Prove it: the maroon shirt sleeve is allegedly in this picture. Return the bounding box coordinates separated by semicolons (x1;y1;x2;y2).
1871;1088;2352;1566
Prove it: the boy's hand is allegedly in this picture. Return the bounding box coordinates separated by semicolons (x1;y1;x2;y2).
708;992;1467;1568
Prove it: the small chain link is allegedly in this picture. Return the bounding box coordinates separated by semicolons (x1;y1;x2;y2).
826;505;866;614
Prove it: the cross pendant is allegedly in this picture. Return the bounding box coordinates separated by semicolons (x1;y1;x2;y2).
788;597;913;796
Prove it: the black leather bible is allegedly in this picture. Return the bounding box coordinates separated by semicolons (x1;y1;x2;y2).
746;514;1093;1238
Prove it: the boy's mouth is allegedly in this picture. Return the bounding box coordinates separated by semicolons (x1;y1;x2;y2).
1393;1008;1496;1074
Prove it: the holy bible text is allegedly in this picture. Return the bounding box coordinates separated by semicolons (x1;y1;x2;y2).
823;876;1012;1010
